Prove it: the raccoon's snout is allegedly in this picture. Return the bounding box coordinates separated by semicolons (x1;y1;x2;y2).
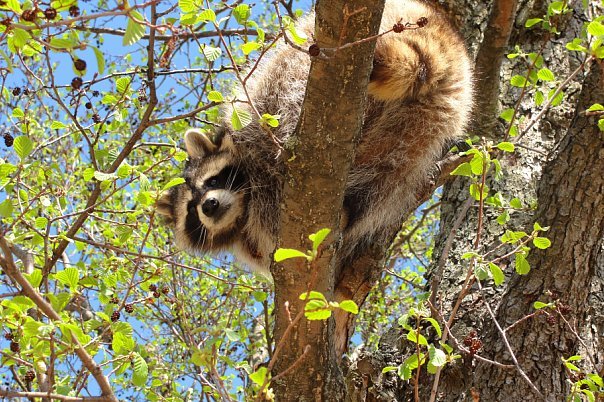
202;198;220;217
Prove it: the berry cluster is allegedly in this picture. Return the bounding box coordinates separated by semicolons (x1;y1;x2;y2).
463;330;482;356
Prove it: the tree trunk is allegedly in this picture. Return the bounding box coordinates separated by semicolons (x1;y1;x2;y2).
271;2;385;400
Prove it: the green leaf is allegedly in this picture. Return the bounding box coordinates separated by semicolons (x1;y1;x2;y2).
489;262;505;286
233;4;251;24
450;162;473;177
339;300;359;314
598;119;604;132
533;301;550;310
162;177;185;190
299;291;326;302
428;345;447;367
566;38;587;52
14;136;33;160
407;330;428;346
116;77;131;94
496;210;510;225
6;0;21;13
50;121;67;129
499;108;514;122
12;29;30;48
123;11;146;46
249;366;268;386
24;269;42;288
510;75;528;87
533;237;552;249
112;332;135;355
259;113;280;128
231;107;252;130
202;45;222;61
49;38;76;49
178;0;194;13
91;46;105;74
132;353;149;387
534;89;545;106
34;217;48;229
308;228;331;252
83;167;95;181
55;267;80;289
496;141;515;152
510;198;523;209
198;8;216;22
93;171;117;182
587;21;604;37
423;317;442;338
207;91;223;103
12;107;24;118
537;68;555;82
588;103;604;112
469;183;488;201
515;253;530;275
304;299;331;320
525;18;543;27
382;366;398;374
548;88;564;106
469;153;484;175
242;41;262;55
274;248;309;262
533;222;549;232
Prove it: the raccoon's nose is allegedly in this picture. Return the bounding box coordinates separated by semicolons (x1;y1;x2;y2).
201;198;220;217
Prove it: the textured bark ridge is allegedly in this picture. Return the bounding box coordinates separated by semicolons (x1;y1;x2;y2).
344;1;604;401
474;58;603;401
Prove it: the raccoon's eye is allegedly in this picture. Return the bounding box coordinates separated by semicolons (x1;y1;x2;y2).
206;177;219;188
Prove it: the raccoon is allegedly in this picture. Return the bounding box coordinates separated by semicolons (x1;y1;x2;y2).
157;0;473;278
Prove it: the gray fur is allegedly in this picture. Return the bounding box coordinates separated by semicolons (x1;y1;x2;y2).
158;0;474;277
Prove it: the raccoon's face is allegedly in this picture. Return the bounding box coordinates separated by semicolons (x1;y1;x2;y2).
157;129;248;254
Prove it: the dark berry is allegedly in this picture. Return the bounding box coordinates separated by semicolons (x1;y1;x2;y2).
10;341;20;353
85;102;92;109
3;133;14;147
149;284;158;292
416;17;428;28
111;310;120;322
124;304;134;313
4;332;13;340
110;296;119;304
43;7;57;20
92;90;100;97
12;87;21;96
92;113;101;123
153;291;161;298
21;8;37;22
23;88;31;96
74;59;87;71
69;5;80;17
546;314;557;325
463;335;473;347
71;77;83;90
161;286;170;295
308;44;320;57
392;22;405;33
24;370;35;382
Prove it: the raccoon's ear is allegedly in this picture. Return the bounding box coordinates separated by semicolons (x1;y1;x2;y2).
155;191;174;219
184;129;217;158
184;128;235;158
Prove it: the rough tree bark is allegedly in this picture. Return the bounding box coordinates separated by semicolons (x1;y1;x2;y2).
344;0;603;401
271;1;385;400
